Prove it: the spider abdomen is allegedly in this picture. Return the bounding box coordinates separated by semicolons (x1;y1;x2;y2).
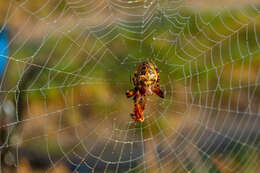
135;61;158;87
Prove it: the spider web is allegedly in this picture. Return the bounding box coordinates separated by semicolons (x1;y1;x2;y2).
1;0;260;172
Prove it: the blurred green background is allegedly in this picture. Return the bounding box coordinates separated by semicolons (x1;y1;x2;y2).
1;0;260;173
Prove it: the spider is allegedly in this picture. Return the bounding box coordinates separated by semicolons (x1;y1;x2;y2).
126;61;164;125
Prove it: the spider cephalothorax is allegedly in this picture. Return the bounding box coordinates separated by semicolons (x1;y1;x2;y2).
126;61;164;125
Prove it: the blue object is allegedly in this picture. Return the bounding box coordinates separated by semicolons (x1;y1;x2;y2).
0;27;9;77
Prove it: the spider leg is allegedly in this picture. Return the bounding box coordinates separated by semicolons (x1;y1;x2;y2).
131;91;145;122
140;86;146;95
136;90;146;121
152;85;164;98
135;103;144;122
130;113;137;121
157;74;160;83
130;113;138;128
126;89;136;98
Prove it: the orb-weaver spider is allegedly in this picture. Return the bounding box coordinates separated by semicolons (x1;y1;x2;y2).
126;61;164;126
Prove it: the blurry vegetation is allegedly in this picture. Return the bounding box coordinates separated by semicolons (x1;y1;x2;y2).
1;0;260;172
